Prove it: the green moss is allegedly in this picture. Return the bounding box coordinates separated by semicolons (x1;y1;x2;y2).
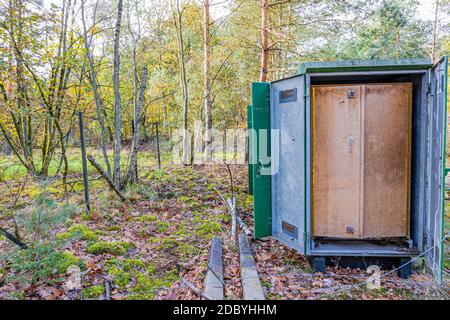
87;241;133;256
444;259;450;270
125;183;157;200
130;268;179;299
155;221;169;233
177;244;200;257
156;238;179;251
266;293;282;300
106;265;132;289
146;264;157;275
122;258;145;271
80;213;91;221
6;291;25;300
56;252;85;274
125;292;156;300
138;214;157;223
104;258;151;290
173;223;189;236
203;194;215;201
57;224;98;242
83;284;105;299
105;225;120;232
393;287;414;299
197;220;222;237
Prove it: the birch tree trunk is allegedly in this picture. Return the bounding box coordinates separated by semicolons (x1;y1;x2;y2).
260;0;269;82
175;0;190;164
113;0;124;187
81;0;111;178
125;65;148;184
203;0;212;162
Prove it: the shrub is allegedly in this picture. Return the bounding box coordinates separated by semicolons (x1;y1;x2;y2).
3;193;83;286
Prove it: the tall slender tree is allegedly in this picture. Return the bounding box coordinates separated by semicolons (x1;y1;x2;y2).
113;0;124;187
203;0;212;161
80;0;112;178
174;0;190;164
260;0;269;82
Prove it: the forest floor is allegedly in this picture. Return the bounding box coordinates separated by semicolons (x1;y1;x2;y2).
0;146;449;300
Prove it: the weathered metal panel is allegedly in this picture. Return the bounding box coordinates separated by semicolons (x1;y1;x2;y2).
271;76;305;253
297;59;432;75
251;82;272;239
426;56;448;284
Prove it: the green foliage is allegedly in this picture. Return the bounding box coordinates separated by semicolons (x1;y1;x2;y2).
5;246;84;285
2;193;83;286
309;0;431;60
87;241;133;256
16;193;77;237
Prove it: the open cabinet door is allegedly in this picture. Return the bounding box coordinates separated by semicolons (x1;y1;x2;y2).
270;76;305;253
251;82;272;239
426;56;448;284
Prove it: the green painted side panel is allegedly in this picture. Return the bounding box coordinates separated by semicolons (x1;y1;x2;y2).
247;104;254;195
296;58;432;75
251;82;272;239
